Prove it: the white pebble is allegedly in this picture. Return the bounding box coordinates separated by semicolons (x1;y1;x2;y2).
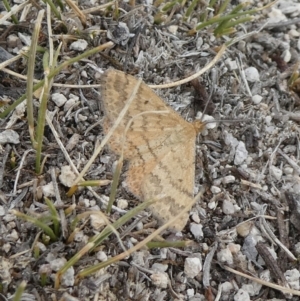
190;223;203;239
217;248;233;265
150;272;169;288
52;93;67;107
41;182;55;197
222;199;235;215
152;263;168;272
7;229;19;241
59;165;76;187
64;98;78;111
184;256;202;278
224;58;238;70
18;32;31;46
270;165;282;181
222;175;235;184
61;266;75;287
210;185;221;194
234;141;248;165
234;289;250;301
244;67;260;82
96;251;108;262
284;269;300;290
252;95;262;104
221;281;234;293
50;258;67;271
70;39;88;51
295;242;300;255
187;289;195;298
241;282;262;297
117;199;128;209
0;129;20;144
0;206;5;216
282;49;291;62
90;214;106;230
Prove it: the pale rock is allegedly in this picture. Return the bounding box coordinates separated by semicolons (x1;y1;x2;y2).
0;129;20;144
52;93;67;107
267;8;287;23
294;242;300;255
117;199;128;209
282;49;291;62
208;200;216;209
150;272;169;288
241;282;262;296
284;269;300;290
70;39;88;51
225;58;238;70
217;248;233;265
50;258;67;271
7;229;18;241
210;185;221;194
74;231;84;242
64;98;78;111
234;289;250;301
61;266;75;287
190;223;203;239
152;263;168;272
252;95;262;104
90;214;106;230
270;165;282;181
59;165;76;187
222;175;235;184
18;32;31;46
191;212;200;223
184;256;202;278
96;251;108;262
222;199;235;215
168;25;178;35
244;67;260;82
41;182;55;197
187;289;195;298
221;281;234;293
0;205;5;216
234;141;248;165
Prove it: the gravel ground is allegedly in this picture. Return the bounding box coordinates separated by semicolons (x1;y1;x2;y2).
1;0;300;300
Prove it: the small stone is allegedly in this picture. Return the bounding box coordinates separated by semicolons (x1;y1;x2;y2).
66;134;81;151
222;199;235;215
294;242;300;255
234;141;248;165
270;165;282;181
224;58;238;70
49;258;67;271
96;251;108;262
52;93;67;107
222;175;235;184
236;221;253;237
187;289;195;298
74;231;84;242
90;214;105;230
252;95;262;104
64;98;78;111
152;263;168;272
191;212;200;223
59;165;76;187
234;289;250;301
241;282;262;297
117;199;128;209
210;185;221;194
41;182;55;197
18;32;31;46
217;248;233;265
0;130;20;144
190;223;203;240
61;266;75;287
168;25;178;35
184;256;202;278
7;229;19;241
284;269;300;290
244;67;260;82
70;39;88;51
221;281;234;293
7;34;20;49
0;206;5;216
150;272;169;288
282;49;291;62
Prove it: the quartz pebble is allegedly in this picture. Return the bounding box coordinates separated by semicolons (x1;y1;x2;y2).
52;93;67;107
190;223;203;240
150;272;169;288
70;39;88;51
0;130;20;144
184;256;202;278
244;67;260;82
